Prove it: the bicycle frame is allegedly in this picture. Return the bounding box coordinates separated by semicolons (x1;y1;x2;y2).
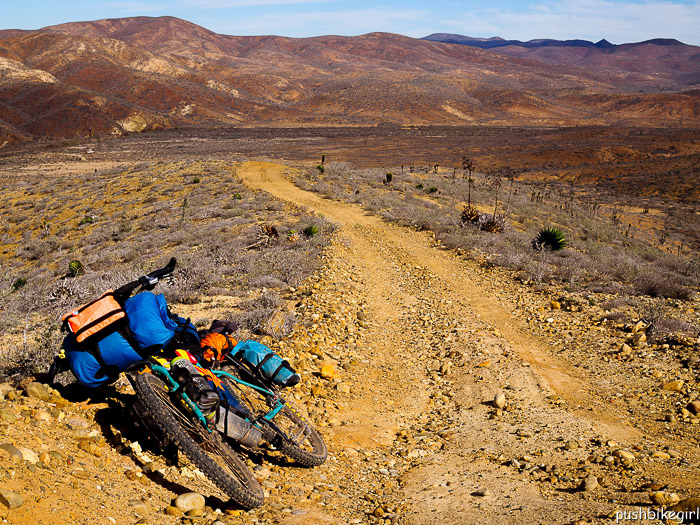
213;370;286;423
141;362;214;433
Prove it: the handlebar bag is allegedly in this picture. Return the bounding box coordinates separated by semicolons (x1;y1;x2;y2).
124;291;199;353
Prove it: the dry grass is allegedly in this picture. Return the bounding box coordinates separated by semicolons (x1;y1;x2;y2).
294;162;699;300
0;161;335;378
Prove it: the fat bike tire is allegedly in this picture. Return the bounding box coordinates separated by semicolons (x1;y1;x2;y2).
132;371;264;509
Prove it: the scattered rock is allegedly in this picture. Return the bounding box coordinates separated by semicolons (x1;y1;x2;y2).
687;401;700;415
174;492;205;513
71;469;90;479
320;364;337;380
17;447;39;464
78;439;102;457
25;382;50;402
129;499;148;514
337;383;351;394
580;475;600;491
0;408;19;423
650;491;680;506
669;497;700;517
165;506;183;517
0;443;23;463
618;343;632;357
613;450;636;462
565;440;579;451
0;489;23;509
493;393;506;409
0;383;12;401
663;380;684;392
472;488;491;497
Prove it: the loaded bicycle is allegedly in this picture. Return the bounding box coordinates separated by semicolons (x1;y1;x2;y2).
51;258;326;509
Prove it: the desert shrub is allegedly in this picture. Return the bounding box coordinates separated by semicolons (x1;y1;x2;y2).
532;227;566;251
68;260;84;277
633;273;693;300
303;225;319;237
236;290;283;332
2;325;62;379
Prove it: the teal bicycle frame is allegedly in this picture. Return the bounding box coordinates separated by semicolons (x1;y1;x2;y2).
146;363;286;435
148;362;213;432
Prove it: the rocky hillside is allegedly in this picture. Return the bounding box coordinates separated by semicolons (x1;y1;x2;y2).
0;16;699;144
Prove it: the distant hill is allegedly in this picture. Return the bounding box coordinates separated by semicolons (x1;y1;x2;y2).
423;33;700;85
0;17;698;144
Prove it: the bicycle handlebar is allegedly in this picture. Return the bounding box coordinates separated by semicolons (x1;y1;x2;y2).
114;257;177;302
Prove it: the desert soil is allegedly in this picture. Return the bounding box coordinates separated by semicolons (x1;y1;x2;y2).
1;160;698;525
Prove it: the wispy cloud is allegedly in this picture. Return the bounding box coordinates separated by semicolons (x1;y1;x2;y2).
440;0;700;44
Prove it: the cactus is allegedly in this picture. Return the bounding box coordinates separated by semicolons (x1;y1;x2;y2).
303;225;319;237
532;227;566;251
68;260;84;277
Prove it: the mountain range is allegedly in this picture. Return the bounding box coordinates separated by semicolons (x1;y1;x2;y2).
0;16;698;144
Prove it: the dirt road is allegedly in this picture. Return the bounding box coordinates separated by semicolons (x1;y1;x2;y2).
235;161;656;524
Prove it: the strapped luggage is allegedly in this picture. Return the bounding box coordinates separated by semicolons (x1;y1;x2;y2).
62;289;126;345
199;332;238;367
62;290;198;388
231;340;300;388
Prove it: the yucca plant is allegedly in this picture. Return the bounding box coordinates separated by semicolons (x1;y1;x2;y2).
532;227;566;251
479;214;506;233
68;259;84;277
461;205;480;224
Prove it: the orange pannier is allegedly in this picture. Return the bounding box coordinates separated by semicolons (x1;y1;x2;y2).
62;289;127;344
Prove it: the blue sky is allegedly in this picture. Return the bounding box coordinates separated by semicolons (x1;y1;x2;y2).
2;0;699;45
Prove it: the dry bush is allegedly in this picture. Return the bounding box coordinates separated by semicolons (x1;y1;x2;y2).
0;161;335;380
293;161;698;301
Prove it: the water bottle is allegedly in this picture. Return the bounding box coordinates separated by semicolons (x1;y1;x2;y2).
170;356;220;416
215;406;263;448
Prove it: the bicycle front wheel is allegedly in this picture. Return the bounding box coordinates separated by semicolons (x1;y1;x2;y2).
131;371;264;509
220;368;327;467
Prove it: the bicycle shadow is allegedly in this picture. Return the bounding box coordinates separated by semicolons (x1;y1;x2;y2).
64;388;250;510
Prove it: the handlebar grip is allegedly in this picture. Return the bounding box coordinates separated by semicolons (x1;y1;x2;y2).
113;258;177;301
147;257;177;280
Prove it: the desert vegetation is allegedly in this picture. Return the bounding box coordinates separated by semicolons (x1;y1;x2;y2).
295;160;699;310
0;161;335;378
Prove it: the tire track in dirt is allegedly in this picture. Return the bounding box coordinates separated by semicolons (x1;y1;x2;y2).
236;161;643;524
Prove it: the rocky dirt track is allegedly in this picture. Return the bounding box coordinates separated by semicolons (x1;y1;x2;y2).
236;161;700;525
1;160;698;524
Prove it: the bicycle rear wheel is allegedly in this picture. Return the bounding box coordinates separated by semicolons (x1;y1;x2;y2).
131;371;264;509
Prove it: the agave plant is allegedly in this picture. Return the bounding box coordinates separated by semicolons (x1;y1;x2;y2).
460;205;480;224
479;214;506;233
532;227;566;251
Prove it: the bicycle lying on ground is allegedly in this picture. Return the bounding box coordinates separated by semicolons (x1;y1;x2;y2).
53;258;327;510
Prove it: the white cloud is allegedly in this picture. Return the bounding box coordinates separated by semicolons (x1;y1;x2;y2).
441;0;700;45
